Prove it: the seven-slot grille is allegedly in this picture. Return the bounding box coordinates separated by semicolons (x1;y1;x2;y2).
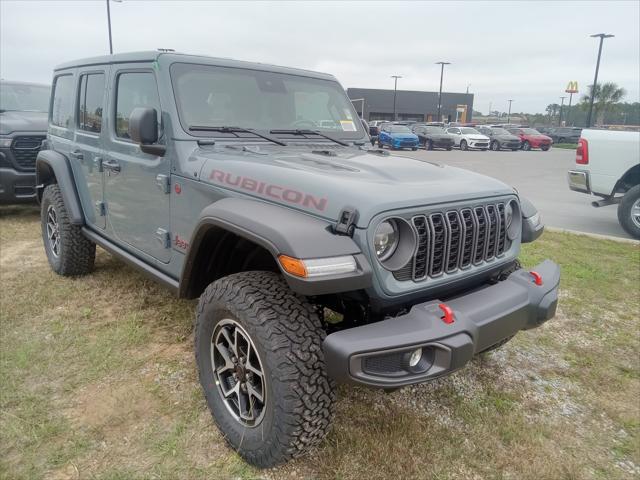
393;202;511;282
10;136;45;170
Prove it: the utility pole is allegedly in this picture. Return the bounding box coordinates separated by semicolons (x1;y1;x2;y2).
435;62;450;122
586;33;614;128
106;0;123;54
559;96;566;126
466;84;470;94
507;99;514;124
391;75;402;121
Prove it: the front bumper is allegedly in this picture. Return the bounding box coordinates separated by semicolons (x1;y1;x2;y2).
323;259;560;388
0;166;37;204
567;170;590;194
393;140;418;149
468;140;489;149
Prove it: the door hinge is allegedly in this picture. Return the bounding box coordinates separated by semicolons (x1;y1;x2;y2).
155;228;171;248
334;206;358;236
95;201;106;217
156;174;170;194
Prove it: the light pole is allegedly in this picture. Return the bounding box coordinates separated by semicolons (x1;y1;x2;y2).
466;84;471;94
435;62;450;122
559;96;566;126
391;75;402;121
106;0;123;55
586;33;614;128
507;99;514;124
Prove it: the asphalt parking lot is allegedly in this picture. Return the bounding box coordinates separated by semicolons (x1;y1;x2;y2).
397;146;633;240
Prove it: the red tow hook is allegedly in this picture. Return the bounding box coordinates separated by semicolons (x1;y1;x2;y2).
438;303;455;324
529;271;543;286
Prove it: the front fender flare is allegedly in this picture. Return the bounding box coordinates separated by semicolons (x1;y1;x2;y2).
36;150;84;225
179;198;372;297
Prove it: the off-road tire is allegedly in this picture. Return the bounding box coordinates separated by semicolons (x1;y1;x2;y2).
617;185;640;239
41;184;95;276
195;271;336;468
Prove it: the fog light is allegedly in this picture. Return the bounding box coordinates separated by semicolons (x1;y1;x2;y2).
409;348;422;367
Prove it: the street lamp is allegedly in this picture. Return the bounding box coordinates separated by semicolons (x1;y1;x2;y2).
435;62;450;122
391;75;402;121
106;0;123;55
507;99;514;124
586;33;614;128
466;84;471;94
559;96;566;126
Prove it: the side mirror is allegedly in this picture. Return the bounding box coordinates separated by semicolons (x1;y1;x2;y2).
128;107;166;156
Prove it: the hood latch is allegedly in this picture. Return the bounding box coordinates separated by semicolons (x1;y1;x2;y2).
334;206;358;236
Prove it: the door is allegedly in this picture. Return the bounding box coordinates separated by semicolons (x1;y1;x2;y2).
72;71;107;229
104;67;171;262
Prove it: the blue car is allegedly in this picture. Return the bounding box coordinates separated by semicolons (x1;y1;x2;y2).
377;124;419;150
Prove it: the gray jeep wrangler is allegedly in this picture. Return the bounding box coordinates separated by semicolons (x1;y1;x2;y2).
37;51;559;468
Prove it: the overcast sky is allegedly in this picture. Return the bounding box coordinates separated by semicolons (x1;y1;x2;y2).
1;0;638;114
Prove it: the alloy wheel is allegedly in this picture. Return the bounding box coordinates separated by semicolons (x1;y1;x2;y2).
46;205;60;258
632;199;640;229
211;318;267;427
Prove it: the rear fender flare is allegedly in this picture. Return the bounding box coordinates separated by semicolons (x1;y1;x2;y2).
36;150;84;225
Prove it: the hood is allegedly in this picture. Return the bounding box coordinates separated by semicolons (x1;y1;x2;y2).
520;133;551;141
0;110;48;135
426;134;452;141
494;134;521;142
389;132;418;140
467;135;489;141
197;145;515;227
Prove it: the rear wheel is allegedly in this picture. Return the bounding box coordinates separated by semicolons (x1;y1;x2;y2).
522;141;531;151
195;271;336;468
411;147;418;151
460;140;468;151
426;139;434;150
446;146;453;151
617;185;640;239
41;184;95;276
490;140;500;151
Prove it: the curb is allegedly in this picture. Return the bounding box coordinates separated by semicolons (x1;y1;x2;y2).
545;226;640;245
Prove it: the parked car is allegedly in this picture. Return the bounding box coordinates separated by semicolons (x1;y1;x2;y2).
567;129;640;238
507;127;552;151
548;127;582;144
0;80;50;204
368;120;387;136
477;126;522;151
37;50;558;468
445;126;490;151
412;124;454;150
378;124;419;150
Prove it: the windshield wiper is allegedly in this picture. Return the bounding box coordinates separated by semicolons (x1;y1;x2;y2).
188;125;287;146
269;129;349;147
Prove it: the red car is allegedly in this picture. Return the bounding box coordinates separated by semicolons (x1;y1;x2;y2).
507;127;553;151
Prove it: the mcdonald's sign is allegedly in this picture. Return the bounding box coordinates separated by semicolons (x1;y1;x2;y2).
565;81;579;94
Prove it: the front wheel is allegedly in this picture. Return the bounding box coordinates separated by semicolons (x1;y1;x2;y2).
522;141;531;151
446;146;453;151
195;271;336;468
541;145;550;151
411;147;418;151
460;140;468;151
617;185;640;239
490;140;500;151
41;184;95;276
426;139;434;150
377;139;384;148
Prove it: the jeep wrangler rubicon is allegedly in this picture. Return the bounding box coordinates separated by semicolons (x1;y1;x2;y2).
37;51;559;468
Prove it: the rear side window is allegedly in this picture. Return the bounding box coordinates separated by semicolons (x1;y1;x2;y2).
78;73;105;133
115;72;160;139
51;75;74;128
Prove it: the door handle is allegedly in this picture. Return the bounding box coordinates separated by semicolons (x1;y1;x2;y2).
103;159;121;173
70;150;84;160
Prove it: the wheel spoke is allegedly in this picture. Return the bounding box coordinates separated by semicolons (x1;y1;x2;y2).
247;382;264;403
220;377;240;399
219;327;237;357
214;342;235;374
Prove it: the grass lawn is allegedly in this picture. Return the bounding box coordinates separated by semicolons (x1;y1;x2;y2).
1;205;639;479
553;143;578;149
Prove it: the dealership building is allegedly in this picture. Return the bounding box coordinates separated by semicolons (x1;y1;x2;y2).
347;88;474;123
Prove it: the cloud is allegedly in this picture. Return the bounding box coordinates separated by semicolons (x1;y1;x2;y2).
1;0;638;113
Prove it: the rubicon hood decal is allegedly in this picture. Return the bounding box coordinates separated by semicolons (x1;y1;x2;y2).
209;169;328;212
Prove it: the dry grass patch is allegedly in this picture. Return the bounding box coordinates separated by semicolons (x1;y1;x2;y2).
1;205;639;479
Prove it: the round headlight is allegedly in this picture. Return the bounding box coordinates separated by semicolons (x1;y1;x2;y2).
505;199;522;240
505;202;514;229
374;220;399;261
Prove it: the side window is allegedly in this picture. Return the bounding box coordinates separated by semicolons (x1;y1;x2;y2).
115;72;161;139
78;73;105;133
51;75;74;128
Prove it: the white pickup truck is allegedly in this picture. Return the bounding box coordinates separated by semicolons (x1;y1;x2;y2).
568;129;640;238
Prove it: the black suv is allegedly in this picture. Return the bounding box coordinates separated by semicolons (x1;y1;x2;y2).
0;81;50;204
548;127;582;144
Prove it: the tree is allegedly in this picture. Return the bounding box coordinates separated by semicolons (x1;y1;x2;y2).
581;82;627;125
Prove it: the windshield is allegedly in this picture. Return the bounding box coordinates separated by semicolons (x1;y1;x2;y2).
461;127;480;134
0;83;50;112
389;125;411;133
170;63;365;138
522;128;541;135
491;128;510;135
425;126;445;134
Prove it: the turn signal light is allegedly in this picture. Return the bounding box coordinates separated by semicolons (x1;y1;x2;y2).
278;255;307;278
